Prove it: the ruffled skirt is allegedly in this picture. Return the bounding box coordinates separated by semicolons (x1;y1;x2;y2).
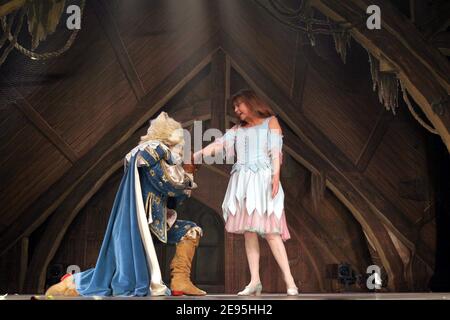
222;166;291;241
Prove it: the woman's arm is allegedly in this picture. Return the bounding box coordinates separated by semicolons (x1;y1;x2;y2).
192;125;238;163
268;116;283;197
192;140;221;163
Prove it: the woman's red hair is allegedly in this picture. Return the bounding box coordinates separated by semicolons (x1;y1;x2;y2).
231;89;275;125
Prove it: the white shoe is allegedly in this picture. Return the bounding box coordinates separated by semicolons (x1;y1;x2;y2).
287;287;299;296
237;283;263;296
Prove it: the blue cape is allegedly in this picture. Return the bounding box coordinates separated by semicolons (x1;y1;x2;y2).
73;154;168;296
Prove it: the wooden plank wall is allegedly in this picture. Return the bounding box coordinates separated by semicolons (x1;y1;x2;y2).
0;0;219;245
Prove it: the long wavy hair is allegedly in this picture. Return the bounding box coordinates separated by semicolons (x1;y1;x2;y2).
231;89;275;125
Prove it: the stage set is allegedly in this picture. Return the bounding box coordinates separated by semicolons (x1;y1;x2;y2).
0;0;449;301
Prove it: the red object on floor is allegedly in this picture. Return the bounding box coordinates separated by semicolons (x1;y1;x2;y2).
171;290;184;296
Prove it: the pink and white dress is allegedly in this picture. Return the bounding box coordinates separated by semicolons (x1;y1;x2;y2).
219;116;290;241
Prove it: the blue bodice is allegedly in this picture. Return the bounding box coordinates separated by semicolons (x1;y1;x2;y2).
220;117;283;174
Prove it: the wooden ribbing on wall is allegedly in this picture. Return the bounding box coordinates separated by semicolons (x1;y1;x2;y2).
210;49;227;132
5;85;79;164
18;237;28;293
290;32;308;109
92;0;146;101
356;110;392;171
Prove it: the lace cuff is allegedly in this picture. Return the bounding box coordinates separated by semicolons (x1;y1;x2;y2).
268;131;283;158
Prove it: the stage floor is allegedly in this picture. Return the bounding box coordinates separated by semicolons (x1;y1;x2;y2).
2;293;450;300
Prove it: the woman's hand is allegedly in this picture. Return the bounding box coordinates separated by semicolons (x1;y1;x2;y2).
192;150;203;164
272;174;280;198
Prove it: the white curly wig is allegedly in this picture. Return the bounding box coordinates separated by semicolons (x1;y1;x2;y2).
140;111;185;147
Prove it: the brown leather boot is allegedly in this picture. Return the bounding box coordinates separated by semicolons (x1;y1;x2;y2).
170;237;206;296
45;274;79;297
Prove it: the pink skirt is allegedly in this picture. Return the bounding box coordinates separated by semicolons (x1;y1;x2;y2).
225;204;291;241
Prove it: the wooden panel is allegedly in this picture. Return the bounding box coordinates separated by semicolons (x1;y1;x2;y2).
364;116;432;225
93;0;146;101
302;40;382;164
299;187;373;273
112;0;219;93
13;97;78;163
218;0;297;97
163;64;212;118
282;137;373;275
0;106;71;228
1;3;138;157
50;171;121;273
419;221;436;256
0;242;21;293
356;111;393;172
210;50;227;132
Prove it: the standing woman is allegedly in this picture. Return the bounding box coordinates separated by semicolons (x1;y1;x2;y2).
193;89;298;295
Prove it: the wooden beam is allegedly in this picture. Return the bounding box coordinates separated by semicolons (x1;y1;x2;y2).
356;110;392;171
92;0;146;101
18;237;28;294
286;197;362;273
0;34;219;257
409;0;415;23
210;49;228;132
283;200;331;292
6;86;79;163
312;0;450;153
297;237;326;292
326;177;408;290
0;0;25;17
290;32;309;109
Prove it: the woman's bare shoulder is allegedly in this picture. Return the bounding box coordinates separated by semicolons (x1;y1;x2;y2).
268;116;282;131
